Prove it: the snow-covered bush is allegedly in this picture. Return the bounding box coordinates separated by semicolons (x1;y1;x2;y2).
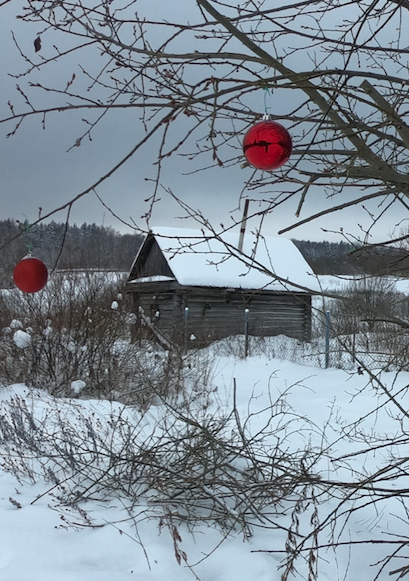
0;383;321;538
329;277;407;335
325;277;409;370
0;271;193;405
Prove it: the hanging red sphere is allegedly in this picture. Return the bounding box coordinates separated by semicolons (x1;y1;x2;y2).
13;257;48;293
243;120;292;170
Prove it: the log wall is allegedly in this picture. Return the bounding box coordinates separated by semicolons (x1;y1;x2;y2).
128;281;311;346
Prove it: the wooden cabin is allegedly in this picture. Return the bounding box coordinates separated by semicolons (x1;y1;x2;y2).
126;227;316;347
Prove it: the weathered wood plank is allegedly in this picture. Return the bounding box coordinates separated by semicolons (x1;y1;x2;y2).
128;270;312;345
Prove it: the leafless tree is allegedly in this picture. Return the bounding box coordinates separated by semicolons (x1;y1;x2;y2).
1;1;409;579
1;0;408;237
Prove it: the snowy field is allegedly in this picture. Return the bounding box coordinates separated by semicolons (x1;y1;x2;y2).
0;347;407;581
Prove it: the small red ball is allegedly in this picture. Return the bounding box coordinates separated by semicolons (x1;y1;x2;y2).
13;257;48;293
243;120;292;170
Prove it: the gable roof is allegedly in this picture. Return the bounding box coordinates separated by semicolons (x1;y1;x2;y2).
128;226;317;292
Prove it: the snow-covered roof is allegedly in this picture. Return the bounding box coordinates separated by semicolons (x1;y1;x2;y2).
130;226;318;292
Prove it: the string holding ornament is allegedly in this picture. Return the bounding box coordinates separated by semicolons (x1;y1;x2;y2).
13;220;48;294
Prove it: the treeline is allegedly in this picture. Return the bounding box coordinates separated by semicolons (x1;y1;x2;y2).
293;239;409;276
0;219;143;285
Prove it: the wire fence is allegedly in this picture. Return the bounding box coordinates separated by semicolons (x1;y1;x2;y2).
213;332;406;372
211;306;409;372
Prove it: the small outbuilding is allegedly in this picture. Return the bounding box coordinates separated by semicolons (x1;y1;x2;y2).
126;227;316;347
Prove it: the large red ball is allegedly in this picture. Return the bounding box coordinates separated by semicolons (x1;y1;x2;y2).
243;120;292;170
13;257;48;293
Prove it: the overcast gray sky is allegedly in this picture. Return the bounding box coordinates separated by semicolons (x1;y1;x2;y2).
0;1;407;244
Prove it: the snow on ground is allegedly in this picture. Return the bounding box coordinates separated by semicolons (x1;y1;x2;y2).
0;351;407;581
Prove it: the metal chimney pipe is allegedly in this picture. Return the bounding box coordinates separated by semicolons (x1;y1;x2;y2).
238;198;250;253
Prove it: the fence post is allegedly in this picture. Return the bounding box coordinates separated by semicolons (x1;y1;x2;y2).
244;308;249;358
183;306;189;354
325;310;330;369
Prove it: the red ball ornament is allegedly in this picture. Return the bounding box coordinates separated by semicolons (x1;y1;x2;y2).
13;256;48;293
243;120;292;170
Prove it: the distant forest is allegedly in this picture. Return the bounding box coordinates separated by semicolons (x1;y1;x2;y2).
0;220;144;285
293;239;409;276
1;220;408;287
